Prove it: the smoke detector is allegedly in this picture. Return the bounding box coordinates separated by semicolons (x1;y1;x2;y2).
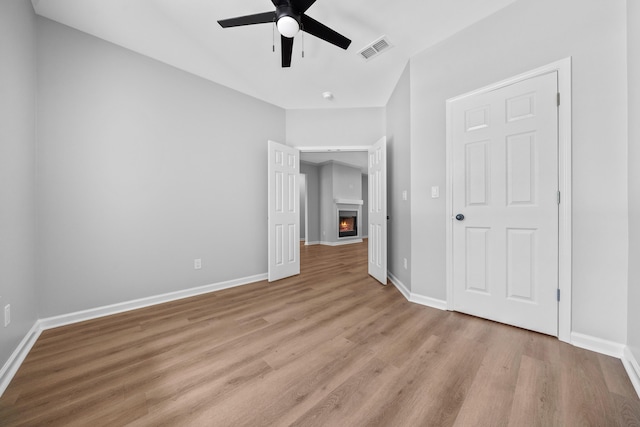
358;36;392;61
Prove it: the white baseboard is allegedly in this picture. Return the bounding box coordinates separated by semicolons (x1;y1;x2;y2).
388;272;447;311
318;239;363;247
410;293;448;311
304;241;321;246
0;321;42;397
388;272;410;300
39;273;267;331
623;346;640;399
570;332;625;358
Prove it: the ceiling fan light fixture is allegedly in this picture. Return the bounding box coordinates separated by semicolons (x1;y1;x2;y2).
218;1;351;68
277;16;299;38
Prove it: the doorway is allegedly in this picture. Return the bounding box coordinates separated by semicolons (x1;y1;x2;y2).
299;148;368;245
297;142;387;285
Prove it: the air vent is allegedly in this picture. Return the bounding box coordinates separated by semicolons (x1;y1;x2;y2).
358;36;392;61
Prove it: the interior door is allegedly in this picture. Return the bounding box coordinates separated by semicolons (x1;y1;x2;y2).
368;137;387;284
268;140;300;282
450;72;559;335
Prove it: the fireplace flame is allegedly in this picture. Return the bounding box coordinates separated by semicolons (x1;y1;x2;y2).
339;218;355;232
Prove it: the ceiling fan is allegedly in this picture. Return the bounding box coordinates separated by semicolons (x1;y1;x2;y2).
217;0;352;68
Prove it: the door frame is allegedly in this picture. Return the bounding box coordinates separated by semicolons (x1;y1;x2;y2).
445;57;572;343
299;173;308;245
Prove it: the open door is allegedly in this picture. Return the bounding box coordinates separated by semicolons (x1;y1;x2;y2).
368;137;387;284
268;140;300;282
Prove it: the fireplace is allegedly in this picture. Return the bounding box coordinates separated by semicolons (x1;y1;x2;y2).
338;210;358;238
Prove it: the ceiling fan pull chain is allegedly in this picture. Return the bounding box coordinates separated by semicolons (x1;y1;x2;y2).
302;29;305;58
272;22;275;52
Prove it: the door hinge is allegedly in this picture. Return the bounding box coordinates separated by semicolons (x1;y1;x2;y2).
557;93;561;106
557;289;561;301
557;191;561;205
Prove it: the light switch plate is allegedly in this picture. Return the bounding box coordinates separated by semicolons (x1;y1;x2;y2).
431;186;440;198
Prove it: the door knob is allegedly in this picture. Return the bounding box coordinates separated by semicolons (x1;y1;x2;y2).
455;214;465;221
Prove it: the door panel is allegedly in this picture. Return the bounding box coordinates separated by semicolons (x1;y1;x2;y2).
506;132;536;205
506;228;535;301
368;137;387;285
465;227;489;293
465;141;490;206
451;72;559;336
268;140;300;282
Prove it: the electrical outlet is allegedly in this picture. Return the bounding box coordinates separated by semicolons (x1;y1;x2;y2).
4;304;10;327
194;259;202;270
402;190;408;201
403;258;408;269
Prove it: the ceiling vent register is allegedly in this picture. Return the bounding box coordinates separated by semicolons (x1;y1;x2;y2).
358;36;392;61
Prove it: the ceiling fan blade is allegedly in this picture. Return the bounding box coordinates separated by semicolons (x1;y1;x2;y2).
300;15;351;50
218;11;275;28
281;35;294;68
291;0;317;13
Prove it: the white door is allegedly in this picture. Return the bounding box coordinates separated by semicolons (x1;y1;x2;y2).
450;72;559;335
368;137;387;285
268;140;300;282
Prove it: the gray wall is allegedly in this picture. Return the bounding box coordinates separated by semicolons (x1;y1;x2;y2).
332;163;362;200
286;108;385;147
318;162;362;244
385;63;412;289
628;0;640;363
0;0;39;371
300;162;320;244
409;0;629;343
36;18;285;317
319;164;334;243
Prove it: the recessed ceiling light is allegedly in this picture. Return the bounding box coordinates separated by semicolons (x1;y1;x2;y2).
322;91;334;100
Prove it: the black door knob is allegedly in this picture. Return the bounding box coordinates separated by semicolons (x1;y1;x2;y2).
455;214;465;221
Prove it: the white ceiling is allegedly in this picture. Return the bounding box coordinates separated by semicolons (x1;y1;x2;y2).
31;0;516;109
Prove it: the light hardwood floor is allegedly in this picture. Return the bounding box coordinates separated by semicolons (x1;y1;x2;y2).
1;240;639;426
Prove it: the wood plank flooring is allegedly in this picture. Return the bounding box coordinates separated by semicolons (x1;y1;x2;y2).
1;240;639;426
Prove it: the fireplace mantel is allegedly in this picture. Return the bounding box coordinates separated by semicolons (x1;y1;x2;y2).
334;199;363;205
